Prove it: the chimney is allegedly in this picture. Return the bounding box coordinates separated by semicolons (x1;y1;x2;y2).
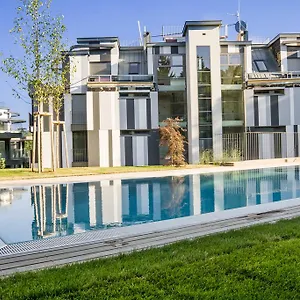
143;32;151;47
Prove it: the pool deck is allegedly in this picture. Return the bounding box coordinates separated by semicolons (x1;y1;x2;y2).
1;159;300;276
0;158;299;187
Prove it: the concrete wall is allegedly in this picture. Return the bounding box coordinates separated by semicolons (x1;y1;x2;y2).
185;24;223;163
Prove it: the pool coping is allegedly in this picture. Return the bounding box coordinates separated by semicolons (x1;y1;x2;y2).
0;159;299;187
1;197;300;257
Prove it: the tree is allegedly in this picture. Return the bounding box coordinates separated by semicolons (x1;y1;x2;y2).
1;0;68;172
159;117;186;166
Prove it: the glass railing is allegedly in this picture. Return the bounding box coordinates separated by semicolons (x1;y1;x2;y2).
222;112;243;121
88;75;154;83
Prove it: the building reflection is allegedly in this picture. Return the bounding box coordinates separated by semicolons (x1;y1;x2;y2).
0;187;27;207
29;167;300;240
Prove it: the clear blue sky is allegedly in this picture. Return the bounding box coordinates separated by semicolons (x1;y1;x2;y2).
0;0;299;126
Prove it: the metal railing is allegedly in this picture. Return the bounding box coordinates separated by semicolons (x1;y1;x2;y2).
88;75;154;83
246;71;300;81
73;149;88;162
221;132;299;161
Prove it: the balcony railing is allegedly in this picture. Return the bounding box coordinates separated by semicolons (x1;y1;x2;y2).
73;149;88;163
246;71;300;81
88;74;154;83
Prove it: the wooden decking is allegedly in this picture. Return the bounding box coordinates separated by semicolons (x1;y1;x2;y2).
1;204;300;277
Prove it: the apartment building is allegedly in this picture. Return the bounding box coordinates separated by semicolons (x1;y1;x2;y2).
46;20;300;168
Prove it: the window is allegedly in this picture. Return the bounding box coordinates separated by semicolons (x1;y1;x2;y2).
158;91;187;125
255;60;268;72
90;62;111;75
221;65;243;84
222;90;243;121
171;46;178;54
73;131;88;162
72;94;87;125
153;47;160;55
129;62;140;74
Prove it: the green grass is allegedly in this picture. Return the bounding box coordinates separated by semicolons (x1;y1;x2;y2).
2;218;300;299
0;165;210;181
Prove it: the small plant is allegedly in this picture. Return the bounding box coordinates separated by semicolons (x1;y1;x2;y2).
0;158;6;169
200;149;213;164
159;117;186;166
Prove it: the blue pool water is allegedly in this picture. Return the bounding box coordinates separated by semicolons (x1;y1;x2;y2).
1;166;300;244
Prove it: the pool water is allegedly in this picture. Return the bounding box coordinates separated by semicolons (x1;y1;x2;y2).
1;166;300;244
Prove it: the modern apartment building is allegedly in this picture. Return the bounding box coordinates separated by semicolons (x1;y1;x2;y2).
42;20;300;168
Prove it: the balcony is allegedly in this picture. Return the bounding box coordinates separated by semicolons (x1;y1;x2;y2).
246;71;300;87
88;75;154;88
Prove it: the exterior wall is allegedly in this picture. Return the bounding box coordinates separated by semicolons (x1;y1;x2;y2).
87;91;121;167
245;87;300;128
185;25;223;163
119;91;159;166
62;94;73;168
70;55;89;94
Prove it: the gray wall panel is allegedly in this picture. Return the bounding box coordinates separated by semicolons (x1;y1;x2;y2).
278;90;291;125
270;95;279;126
148;130;160;165
294;88;300;125
254;96;259;126
146;99;151;129
124;136;133;166
126;99;135;129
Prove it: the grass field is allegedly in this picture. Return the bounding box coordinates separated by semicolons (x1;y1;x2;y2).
1;217;300;299
0;165;210;181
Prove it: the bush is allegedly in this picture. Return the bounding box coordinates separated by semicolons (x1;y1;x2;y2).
0;158;6;169
159;118;186;166
200;149;213;164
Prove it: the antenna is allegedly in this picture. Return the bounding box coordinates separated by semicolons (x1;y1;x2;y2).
137;21;143;46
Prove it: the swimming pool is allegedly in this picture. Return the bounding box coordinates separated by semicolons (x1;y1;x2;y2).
1;165;300;245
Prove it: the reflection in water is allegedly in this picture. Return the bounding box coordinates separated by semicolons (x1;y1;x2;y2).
31;185;69;240
1;166;300;243
0;188;27;207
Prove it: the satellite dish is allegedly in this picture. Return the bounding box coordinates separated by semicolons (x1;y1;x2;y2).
235;20;247;33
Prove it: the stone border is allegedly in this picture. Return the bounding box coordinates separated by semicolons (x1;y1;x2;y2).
0;159;299;187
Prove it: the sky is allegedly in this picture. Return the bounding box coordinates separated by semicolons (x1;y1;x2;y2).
0;0;299;127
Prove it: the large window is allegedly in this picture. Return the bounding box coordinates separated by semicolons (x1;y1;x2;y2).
157;55;185;85
220;53;243;84
73;132;88;162
197;46;213;148
158;91;187;126
222;90;243;121
72;94;87;125
90;62;111;75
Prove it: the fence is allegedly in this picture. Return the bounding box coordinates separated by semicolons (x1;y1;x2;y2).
221;132;299;161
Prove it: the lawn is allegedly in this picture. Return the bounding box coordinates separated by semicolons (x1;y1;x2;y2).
0;165;210;181
1;218;300;299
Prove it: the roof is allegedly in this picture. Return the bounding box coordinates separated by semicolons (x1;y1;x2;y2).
77;37;119;44
268;33;300;47
182;20;222;36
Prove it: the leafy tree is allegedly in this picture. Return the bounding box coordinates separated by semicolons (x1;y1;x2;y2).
159;117;186;166
1;0;68;171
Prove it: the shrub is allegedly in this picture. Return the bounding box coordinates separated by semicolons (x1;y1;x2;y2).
0;158;6;169
200;149;213;164
159;118;186;166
